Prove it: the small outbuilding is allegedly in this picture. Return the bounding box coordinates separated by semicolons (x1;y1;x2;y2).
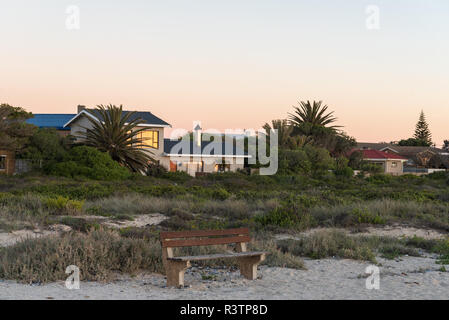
0;150;15;175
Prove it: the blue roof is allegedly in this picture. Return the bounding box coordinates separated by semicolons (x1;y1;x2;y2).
26;114;76;130
164;138;249;157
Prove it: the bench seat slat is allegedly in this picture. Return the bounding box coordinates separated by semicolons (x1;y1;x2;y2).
161;235;250;248
160;228;249;240
167;251;267;262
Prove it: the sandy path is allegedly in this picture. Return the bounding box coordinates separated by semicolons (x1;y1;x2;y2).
275;225;448;241
0;214;166;247
103;214;167;229
0;229;59;247
1;255;447;300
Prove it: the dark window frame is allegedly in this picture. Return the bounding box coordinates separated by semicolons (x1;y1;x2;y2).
0;155;6;170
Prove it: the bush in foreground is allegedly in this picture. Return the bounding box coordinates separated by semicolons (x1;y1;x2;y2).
0;228;163;283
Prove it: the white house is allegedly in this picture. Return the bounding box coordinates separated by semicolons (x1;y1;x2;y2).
63;106;249;176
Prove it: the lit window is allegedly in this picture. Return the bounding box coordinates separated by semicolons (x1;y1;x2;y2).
136;130;159;149
215;163;231;173
0;156;6;170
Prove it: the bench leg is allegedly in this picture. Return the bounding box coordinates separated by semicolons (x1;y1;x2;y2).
162;247;173;276
166;261;191;288
238;254;266;280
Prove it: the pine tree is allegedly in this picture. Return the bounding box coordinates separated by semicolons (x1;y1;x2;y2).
413;110;432;146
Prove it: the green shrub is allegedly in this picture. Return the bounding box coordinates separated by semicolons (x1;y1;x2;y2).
432;239;449;265
0;193;15;205
211;188;231;200
19;128;70;162
350;207;386;225
292;194;320;208
146;162;167;177
45;146;131;180
361;163;383;174
334;157;354;178
162;171;192;183
378;243;420;259
366;174;392;184
278;149;311;175
44;196;84;215
304;145;335;178
405;236;438;251
278;145;334;178
426;171;448;180
255;206;315;230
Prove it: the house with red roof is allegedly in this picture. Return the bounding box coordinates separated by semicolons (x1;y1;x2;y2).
352;149;408;175
357;142;449;173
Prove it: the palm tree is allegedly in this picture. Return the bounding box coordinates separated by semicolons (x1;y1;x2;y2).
77;104;153;172
263;119;292;148
263;119;311;149
289;100;340;128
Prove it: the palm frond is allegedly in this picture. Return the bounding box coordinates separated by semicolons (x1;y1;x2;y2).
76;104;154;172
288;100;341;129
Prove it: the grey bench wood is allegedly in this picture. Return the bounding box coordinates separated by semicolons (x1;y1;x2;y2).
160;228;268;287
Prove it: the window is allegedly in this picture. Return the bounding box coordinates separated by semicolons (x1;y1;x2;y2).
136;130;159;149
0;156;6;170
215;163;231;173
391;162;397;168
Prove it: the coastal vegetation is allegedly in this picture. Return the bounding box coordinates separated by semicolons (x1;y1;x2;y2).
1;170;449;282
0;101;448;283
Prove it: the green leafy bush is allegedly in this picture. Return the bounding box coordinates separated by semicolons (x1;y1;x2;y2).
361;163;383;174
211;187;231;200
44;196;84;215
334;157;354;178
426;171;448;180
366;173;392;184
432;239;449;265
278;145;334;178
278;149;311;175
350;207;386;225
20;128;70;162
146;162;167;177
162;171;192;183
255;206;315;230
45;146;132;180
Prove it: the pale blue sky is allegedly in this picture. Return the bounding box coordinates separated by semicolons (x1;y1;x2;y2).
1;0;448;144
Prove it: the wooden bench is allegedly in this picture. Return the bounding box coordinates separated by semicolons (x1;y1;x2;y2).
160;228;267;287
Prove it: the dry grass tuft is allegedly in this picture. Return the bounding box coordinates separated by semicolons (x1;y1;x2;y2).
0;228;164;283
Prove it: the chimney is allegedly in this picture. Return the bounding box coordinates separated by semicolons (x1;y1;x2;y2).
77;105;86;113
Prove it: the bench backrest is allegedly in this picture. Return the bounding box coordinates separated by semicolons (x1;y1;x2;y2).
160;228;250;248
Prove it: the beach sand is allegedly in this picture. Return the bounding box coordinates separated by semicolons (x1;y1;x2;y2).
1;254;447;300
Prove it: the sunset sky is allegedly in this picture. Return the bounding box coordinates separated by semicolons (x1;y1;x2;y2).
1;0;448;146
